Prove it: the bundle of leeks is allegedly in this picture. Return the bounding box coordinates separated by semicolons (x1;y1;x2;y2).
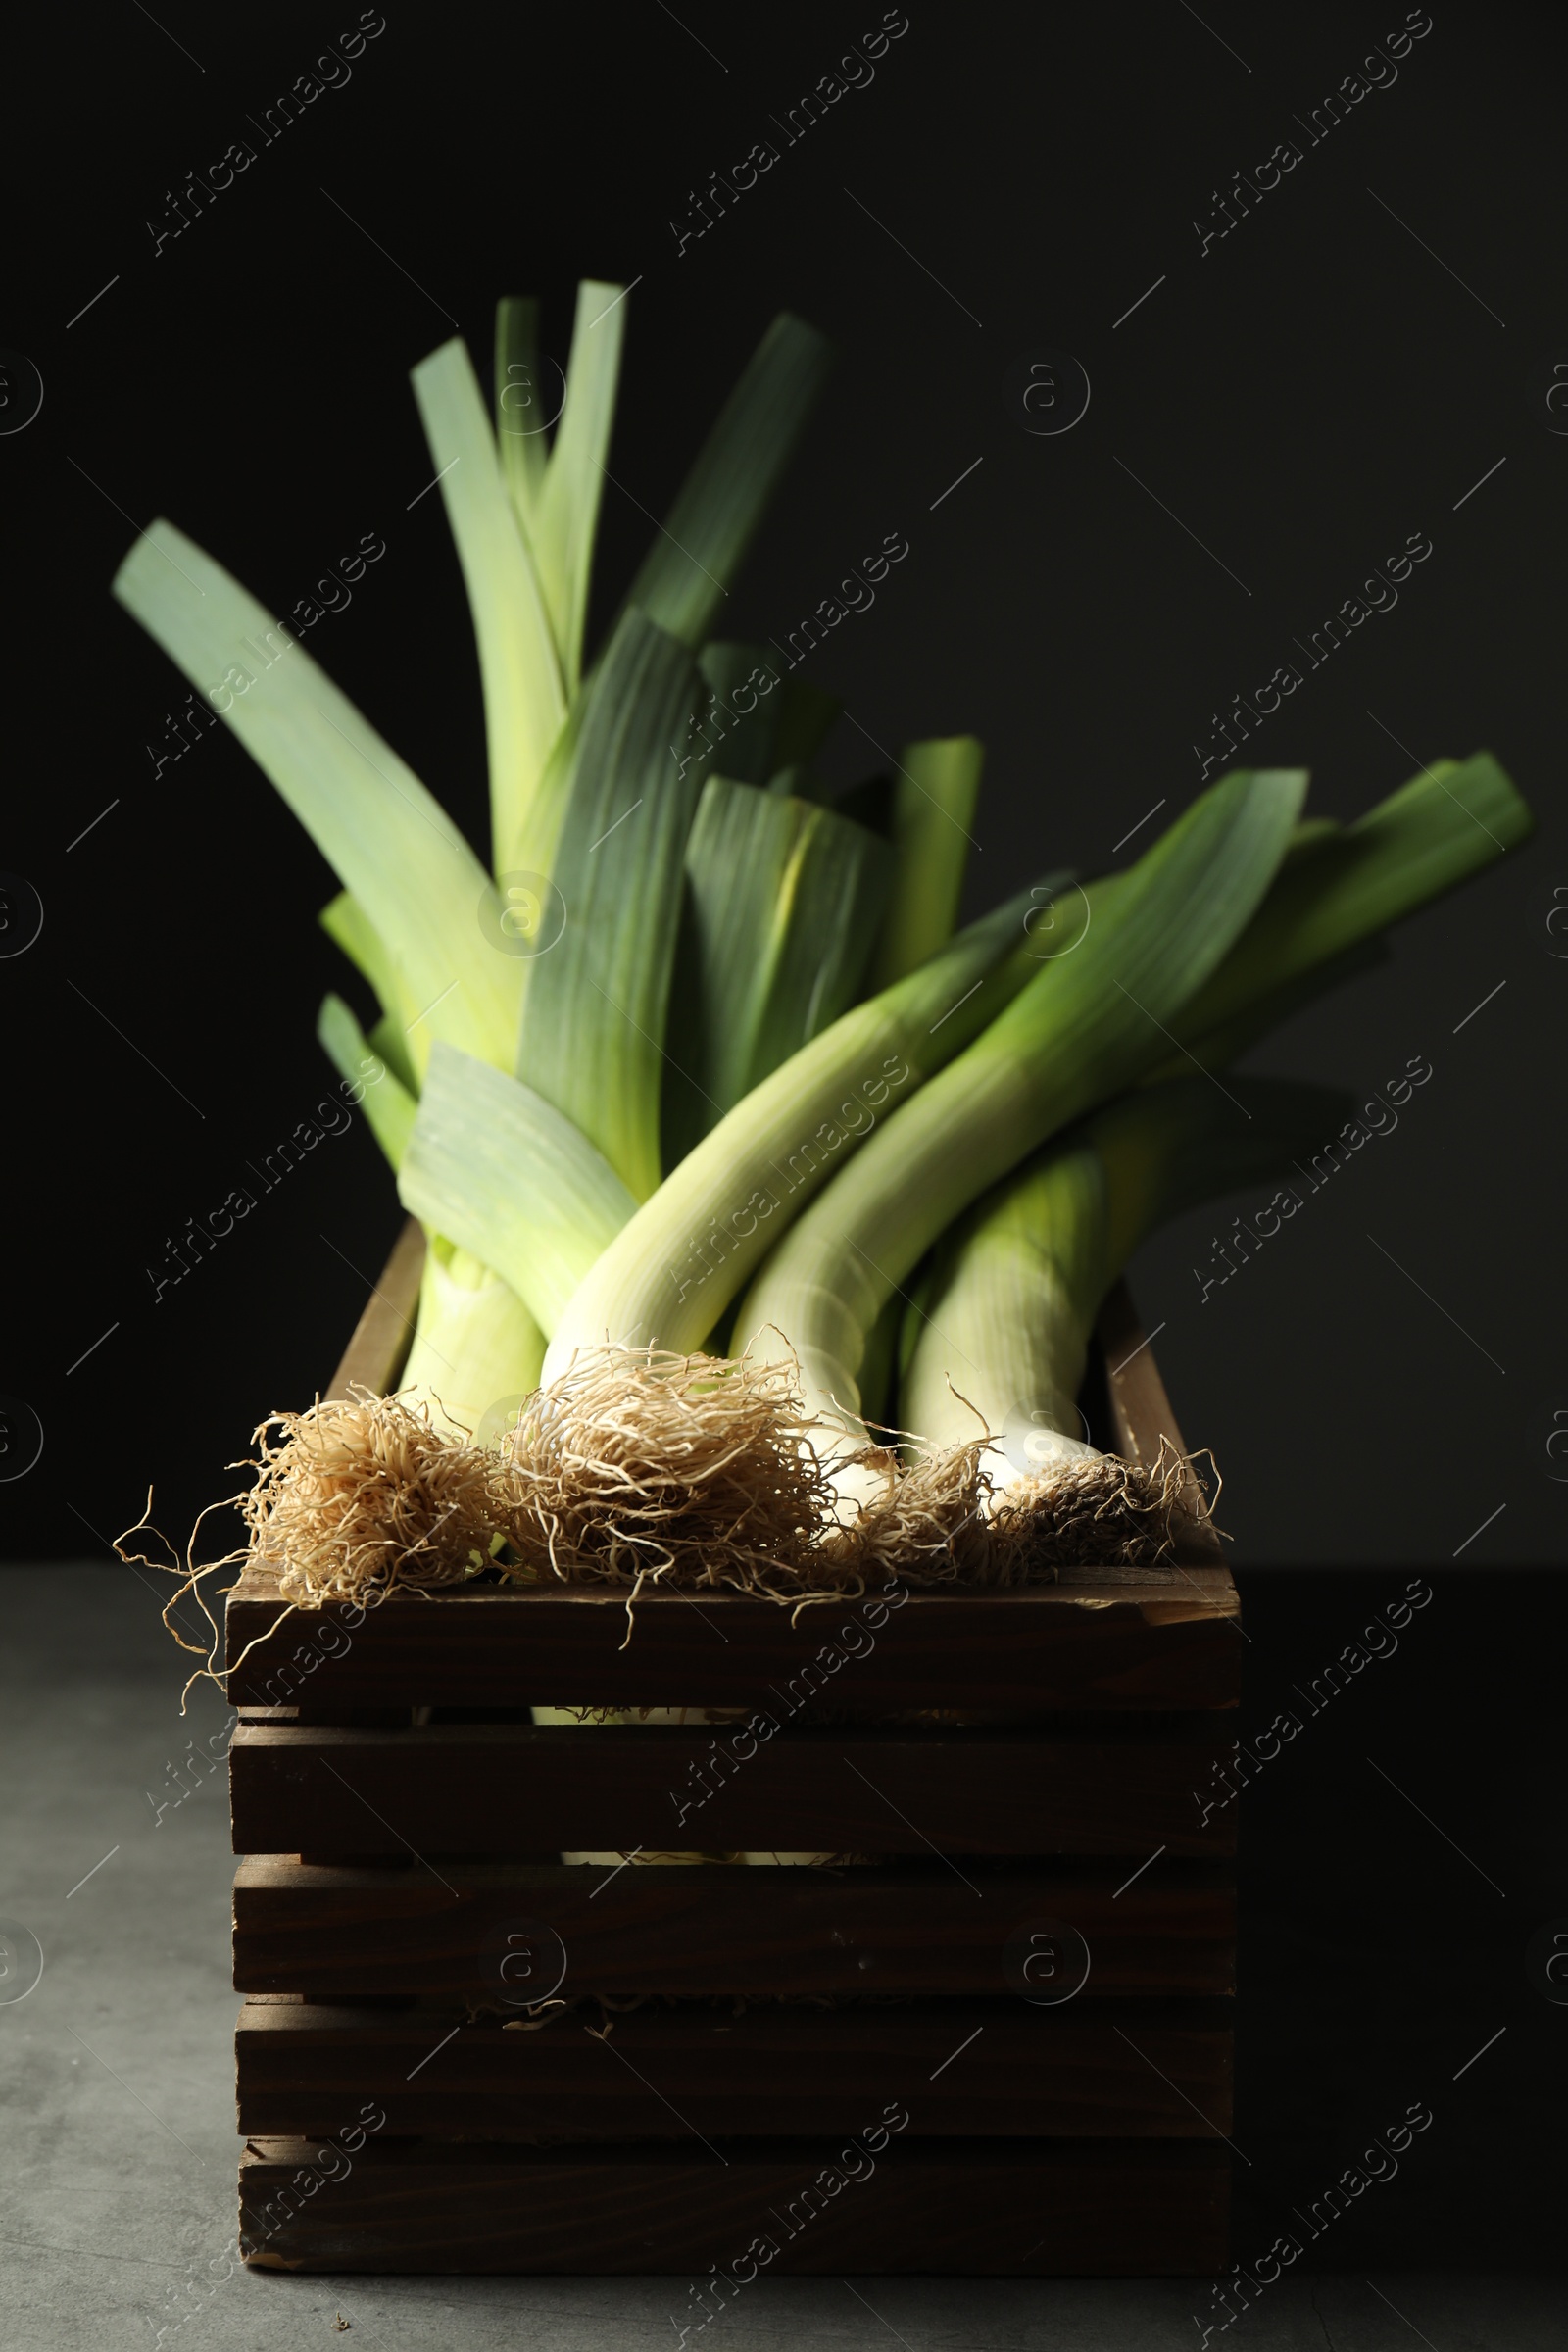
112;282;1534;1605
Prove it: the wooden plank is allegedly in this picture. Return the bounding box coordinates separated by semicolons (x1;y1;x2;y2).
232;1859;1235;1999
1100;1281;1224;1567
239;2135;1230;2273
225;1573;1242;1714
230;1718;1235;1860
327;1216;425;1398
235;1994;1233;2139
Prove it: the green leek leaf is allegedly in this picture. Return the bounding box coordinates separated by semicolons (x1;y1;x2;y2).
398;1043;637;1337
868;736;984;988
662;777;893;1165
112;521;522;1077
1163;752;1532;1056
411;339;566;876
533;280;625;691
619;314;834;650
317;994;417;1169
318;890;414;1029
494;296;549;545
515;608;710;1199
368;1012;419;1098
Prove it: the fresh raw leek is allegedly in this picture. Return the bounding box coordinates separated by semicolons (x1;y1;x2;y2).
513;608;712;1200
728;755;1533;1481
726;766;1306;1447
899;1078;1350;1528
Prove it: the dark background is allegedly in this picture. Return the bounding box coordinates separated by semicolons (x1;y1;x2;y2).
4;0;1565;1569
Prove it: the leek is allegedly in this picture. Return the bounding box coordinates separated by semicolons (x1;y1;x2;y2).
114;289;856;1443
900;1078;1350;1498
728;767;1306;1445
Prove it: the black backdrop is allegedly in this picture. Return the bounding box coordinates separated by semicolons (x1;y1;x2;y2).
5;0;1564;1567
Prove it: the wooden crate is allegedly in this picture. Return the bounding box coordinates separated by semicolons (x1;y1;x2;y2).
228;1221;1240;2276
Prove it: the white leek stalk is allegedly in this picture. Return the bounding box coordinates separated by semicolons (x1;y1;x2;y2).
400;1240;544;1444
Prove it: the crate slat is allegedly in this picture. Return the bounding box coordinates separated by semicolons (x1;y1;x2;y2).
236;1994;1233;2139
1099;1284;1224;1565
232;1859;1234;1999
225;1574;1241;1714
230;1718;1234;1859
328;1216;425;1397
239;2134;1230;2274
